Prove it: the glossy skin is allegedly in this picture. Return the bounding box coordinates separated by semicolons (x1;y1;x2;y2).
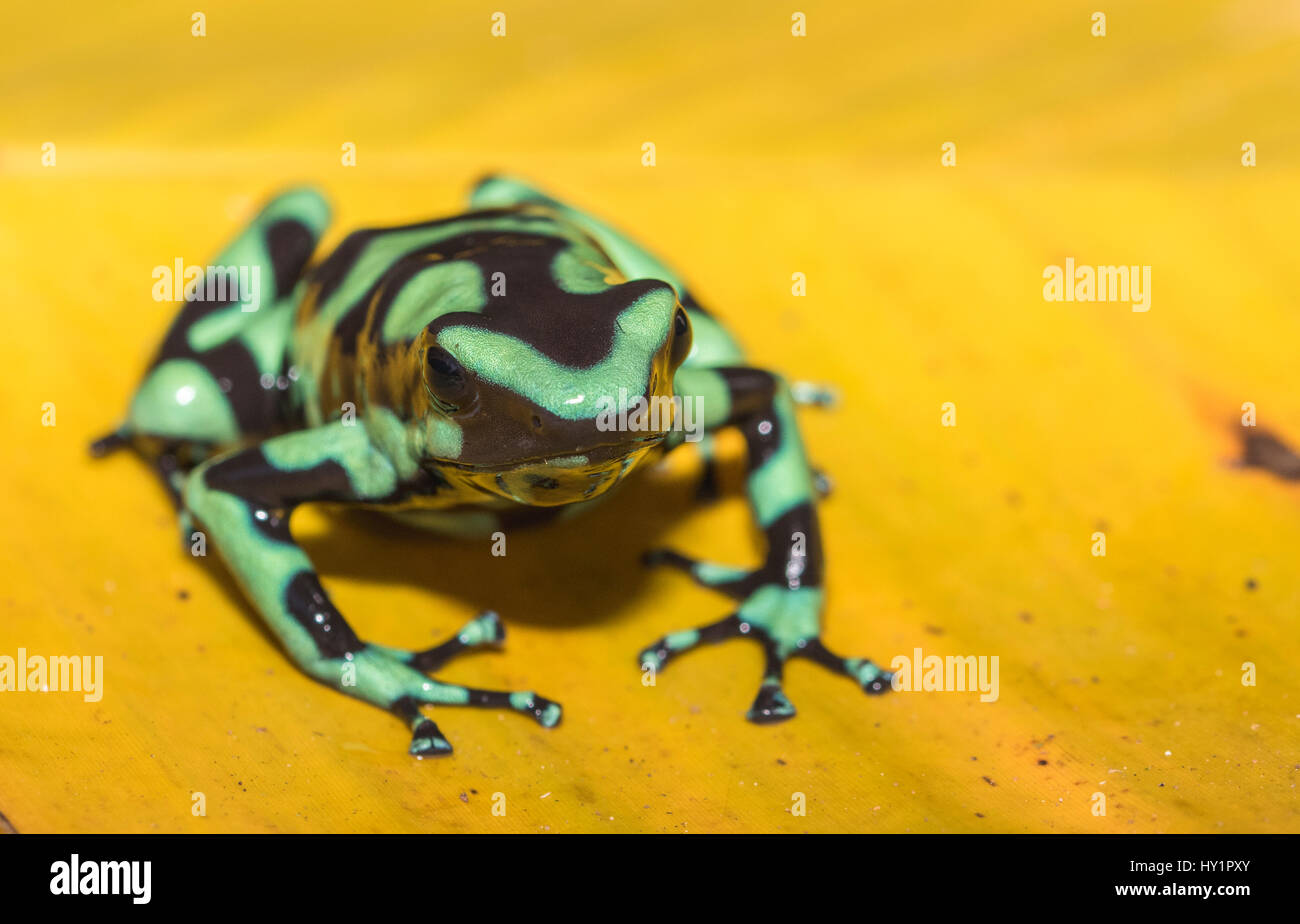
91;177;891;756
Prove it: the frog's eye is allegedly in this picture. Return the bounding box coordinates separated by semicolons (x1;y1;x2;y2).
425;346;472;411
668;307;693;367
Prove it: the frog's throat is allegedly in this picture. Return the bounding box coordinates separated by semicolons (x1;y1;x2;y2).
438;439;660;507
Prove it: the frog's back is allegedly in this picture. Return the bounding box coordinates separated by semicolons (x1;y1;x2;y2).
289;205;629;428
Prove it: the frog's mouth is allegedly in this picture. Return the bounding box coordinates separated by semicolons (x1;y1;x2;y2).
443;437;663;507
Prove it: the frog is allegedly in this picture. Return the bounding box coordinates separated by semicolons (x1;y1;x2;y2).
90;177;892;756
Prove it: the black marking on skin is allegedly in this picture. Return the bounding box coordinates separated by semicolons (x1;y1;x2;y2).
760;504;823;590
203;339;290;434
285;571;366;659
1240;429;1300;480
203;449;355;508
748;636;791;723
265;219;317;297
735;380;786;468
305;209;557;315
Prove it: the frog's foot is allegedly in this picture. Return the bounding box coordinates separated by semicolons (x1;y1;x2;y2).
789;381;840;409
361;612;560;756
89;429;130;457
636;576;891;723
391;684;563;757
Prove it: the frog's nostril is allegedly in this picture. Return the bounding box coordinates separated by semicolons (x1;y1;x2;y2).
531;414;543;430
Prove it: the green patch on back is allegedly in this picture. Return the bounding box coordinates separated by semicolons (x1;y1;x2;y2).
550;247;616;294
382;259;487;343
127;359;240;444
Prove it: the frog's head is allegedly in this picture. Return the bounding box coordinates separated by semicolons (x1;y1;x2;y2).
415;279;693;506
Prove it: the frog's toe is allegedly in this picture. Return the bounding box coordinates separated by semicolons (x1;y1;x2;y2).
392;698;455;757
505;691;563;728
638;595;894;722
796;638;893;695
747;681;797;724
639;615;803;722
789;381;840;409
637;614;745;672
408;610;506;672
426;684;563;729
408;719;454;757
642;549;751;600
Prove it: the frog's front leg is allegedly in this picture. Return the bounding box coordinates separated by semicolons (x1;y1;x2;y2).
182;421;561;756
640;367;891;722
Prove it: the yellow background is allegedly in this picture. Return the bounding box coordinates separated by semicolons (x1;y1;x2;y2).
1;0;1298;833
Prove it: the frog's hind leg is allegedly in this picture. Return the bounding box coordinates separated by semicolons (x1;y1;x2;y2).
91;188;332;474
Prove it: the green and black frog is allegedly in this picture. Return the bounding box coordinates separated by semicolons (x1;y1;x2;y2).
92;177;891;756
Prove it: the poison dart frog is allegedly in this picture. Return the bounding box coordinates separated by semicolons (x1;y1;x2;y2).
91;177;891;756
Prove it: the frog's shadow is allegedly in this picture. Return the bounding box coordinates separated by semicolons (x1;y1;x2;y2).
305;464;734;633
205;456;751;642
